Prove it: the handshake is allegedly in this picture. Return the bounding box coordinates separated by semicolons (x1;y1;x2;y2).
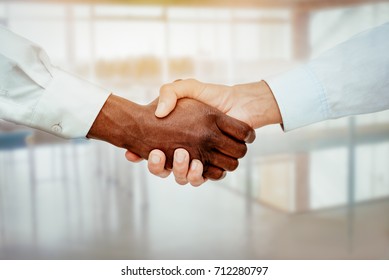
87;79;282;186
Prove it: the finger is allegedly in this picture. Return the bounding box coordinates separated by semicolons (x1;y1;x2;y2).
172;148;190;185
187;159;206;187
203;165;227;180
125;150;143;163
208;152;239;172
156;79;202;118
216;114;256;143
156;82;181;118
148;150;171;178
213;133;248;159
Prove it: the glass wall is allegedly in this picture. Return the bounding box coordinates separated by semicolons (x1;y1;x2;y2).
0;1;388;259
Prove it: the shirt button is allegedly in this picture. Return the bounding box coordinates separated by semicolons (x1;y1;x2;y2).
51;124;62;133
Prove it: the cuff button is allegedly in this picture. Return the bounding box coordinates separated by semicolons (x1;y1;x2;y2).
51;124;62;133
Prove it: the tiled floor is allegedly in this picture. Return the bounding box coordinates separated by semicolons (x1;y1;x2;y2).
0;143;388;259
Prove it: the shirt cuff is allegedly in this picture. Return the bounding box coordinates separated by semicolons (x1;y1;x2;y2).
30;67;111;139
266;65;330;131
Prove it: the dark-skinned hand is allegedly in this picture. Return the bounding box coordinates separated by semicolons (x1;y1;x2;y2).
87;95;255;180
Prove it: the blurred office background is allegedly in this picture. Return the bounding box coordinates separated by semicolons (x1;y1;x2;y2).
0;0;389;259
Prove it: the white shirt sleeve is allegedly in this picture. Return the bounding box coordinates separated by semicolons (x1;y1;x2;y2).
266;22;389;131
0;26;110;139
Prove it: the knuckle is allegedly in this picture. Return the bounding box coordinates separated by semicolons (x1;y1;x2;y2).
186;78;198;84
175;178;188;185
190;181;203;187
150;167;162;176
175;171;187;180
173;164;189;175
250;130;256;142
148;163;163;175
187;173;202;185
204;131;219;145
212;173;223;180
205;169;223;181
159;84;173;94
159;170;170;178
158;173;168;179
229;159;239;171
175;164;187;173
244;129;256;143
238;144;248;158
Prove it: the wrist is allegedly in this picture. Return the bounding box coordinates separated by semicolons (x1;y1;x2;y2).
231;81;282;129
257;80;283;126
87;94;143;149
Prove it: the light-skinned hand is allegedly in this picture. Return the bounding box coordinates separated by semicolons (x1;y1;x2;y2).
125;79;281;186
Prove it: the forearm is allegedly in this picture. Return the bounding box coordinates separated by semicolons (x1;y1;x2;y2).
310;22;389;119
266;22;389;131
0;26;110;138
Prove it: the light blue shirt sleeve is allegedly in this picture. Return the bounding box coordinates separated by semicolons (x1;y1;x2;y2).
0;26;110;139
266;22;389;131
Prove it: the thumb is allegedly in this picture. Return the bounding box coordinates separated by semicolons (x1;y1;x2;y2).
155;84;179;118
156;79;201;118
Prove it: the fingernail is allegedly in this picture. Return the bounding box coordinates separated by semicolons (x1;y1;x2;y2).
191;161;198;171
151;154;161;164
175;151;186;163
245;130;256;143
155;102;166;117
